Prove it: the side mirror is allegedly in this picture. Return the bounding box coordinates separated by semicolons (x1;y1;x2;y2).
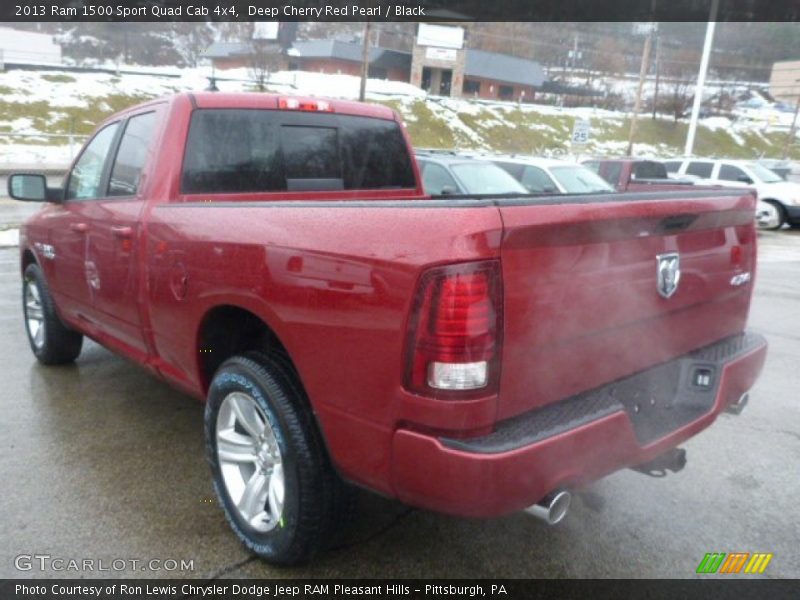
542;185;557;193
8;174;48;202
439;185;458;196
738;175;754;184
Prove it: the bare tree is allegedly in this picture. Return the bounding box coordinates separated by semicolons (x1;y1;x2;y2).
248;40;282;91
658;48;702;122
172;23;214;68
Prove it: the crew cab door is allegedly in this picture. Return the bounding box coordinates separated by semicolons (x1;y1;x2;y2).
48;122;121;324
82;109;160;358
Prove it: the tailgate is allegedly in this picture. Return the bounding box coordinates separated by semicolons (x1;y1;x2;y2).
496;190;757;420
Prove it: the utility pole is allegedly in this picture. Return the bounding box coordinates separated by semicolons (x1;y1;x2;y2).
626;23;654;156
652;29;660;120
359;21;372;102
684;0;720;156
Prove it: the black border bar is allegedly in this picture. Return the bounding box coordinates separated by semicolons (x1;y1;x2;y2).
2;0;800;22
1;579;799;600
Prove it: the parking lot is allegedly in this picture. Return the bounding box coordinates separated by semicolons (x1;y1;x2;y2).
0;230;798;579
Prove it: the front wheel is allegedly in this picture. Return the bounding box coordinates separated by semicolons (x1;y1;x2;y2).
760;200;786;231
22;263;83;365
205;353;354;565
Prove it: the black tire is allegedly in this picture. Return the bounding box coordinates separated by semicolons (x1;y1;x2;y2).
205;352;355;565
22;263;83;365
763;200;786;231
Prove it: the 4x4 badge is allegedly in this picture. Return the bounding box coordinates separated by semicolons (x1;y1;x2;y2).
656;253;680;299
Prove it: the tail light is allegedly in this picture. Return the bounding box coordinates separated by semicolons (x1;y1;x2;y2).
405;260;503;397
278;97;333;112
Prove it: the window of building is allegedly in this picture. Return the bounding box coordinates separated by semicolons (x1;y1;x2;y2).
499;85;515;100
464;79;481;95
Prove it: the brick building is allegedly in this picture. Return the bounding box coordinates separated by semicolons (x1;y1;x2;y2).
770;60;800;104
203;38;546;102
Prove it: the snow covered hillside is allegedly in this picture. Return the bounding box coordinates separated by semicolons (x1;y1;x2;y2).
1;66;798;167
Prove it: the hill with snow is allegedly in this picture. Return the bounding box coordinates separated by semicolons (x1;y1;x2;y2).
1;65;798;167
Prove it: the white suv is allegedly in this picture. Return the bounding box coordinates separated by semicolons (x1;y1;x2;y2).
664;158;800;230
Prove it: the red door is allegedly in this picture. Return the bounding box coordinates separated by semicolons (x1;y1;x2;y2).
84;110;160;359
48;122;121;324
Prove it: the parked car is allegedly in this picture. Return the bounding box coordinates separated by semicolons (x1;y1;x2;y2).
415;152;527;195
664;158;800;229
9;92;767;565
490;156;614;194
583;158;698;192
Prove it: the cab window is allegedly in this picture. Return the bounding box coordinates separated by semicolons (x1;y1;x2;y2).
65;123;120;201
420;162;459;195
108;112;158;197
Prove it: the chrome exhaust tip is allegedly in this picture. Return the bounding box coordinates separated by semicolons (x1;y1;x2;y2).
726;392;749;415
524;490;572;525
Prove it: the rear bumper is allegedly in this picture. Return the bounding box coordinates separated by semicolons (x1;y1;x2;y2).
390;332;767;517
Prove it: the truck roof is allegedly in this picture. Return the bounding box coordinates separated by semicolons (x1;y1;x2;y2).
96;91;400;129
188;91;398;120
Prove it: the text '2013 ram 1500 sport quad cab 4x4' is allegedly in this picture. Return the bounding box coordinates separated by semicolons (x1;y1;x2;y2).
9;92;767;565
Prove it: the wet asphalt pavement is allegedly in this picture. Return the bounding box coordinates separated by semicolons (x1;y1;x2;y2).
0;230;798;580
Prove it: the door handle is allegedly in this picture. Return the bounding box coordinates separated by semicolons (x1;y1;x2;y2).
69;222;88;233
111;225;133;238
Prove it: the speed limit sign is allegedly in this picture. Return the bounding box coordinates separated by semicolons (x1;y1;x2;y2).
571;119;591;144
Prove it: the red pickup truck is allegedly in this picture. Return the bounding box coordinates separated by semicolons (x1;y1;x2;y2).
10;93;767;565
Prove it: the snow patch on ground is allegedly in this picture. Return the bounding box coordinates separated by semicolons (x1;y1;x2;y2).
0;229;20;247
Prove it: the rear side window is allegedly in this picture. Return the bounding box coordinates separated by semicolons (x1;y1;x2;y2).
686;161;714;179
718;164;749;183
182;110;283;194
181;109;415;194
663;161;682;173
108;112;157;197
632;161;667;180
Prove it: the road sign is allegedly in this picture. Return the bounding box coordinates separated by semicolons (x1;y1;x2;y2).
571;119;591;144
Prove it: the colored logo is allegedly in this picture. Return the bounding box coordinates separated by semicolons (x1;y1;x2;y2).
696;552;773;574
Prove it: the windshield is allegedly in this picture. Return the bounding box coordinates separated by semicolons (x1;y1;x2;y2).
549;166;615;193
450;162;528;194
747;163;784;183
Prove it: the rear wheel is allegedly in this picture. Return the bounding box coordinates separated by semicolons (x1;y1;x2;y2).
22;263;83;365
205;352;354;565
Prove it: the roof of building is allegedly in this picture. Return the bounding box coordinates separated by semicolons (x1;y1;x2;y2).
464;49;545;88
203;41;253;59
290;39;411;70
204;38;548;88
